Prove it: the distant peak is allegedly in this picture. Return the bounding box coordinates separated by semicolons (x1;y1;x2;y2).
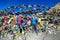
56;2;60;5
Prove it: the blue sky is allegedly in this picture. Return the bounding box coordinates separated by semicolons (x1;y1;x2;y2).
0;0;60;10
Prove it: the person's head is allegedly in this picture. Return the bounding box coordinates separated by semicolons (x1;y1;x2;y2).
15;25;18;28
32;14;35;18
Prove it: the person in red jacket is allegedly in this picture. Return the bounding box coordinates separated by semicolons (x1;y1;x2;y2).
18;15;23;33
4;16;9;23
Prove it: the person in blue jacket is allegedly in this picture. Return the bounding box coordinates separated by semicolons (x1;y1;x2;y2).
31;14;38;35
